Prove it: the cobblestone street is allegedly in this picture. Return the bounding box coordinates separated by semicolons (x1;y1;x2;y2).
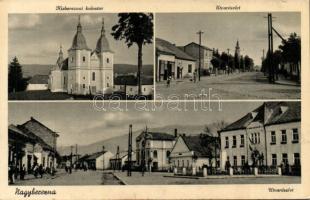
156;72;300;100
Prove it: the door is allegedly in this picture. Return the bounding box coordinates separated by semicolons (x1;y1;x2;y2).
153;162;158;171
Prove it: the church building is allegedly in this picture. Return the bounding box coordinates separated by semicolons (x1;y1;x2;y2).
49;16;114;95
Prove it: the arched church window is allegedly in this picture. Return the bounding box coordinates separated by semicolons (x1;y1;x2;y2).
83;56;86;62
92;72;95;81
107;83;109;87
107;58;109;63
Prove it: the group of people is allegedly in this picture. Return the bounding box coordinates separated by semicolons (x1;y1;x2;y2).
166;70;198;88
8;162;54;184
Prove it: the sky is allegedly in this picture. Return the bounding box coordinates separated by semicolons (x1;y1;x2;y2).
9;101;261;147
8;13;154;65
156;12;300;66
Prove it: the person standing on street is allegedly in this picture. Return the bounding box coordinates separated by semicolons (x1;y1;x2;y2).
20;164;26;180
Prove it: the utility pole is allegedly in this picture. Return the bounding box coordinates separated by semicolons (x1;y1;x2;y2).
102;145;105;171
75;144;78;163
116;146;120;171
127;124;132;176
267;13;274;83
197;30;204;81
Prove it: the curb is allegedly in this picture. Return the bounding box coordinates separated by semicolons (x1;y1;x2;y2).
111;172;128;185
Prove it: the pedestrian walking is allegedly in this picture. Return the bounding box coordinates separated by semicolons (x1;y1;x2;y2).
33;163;38;178
166;76;171;88
8;163;15;184
38;164;44;178
20;164;26;180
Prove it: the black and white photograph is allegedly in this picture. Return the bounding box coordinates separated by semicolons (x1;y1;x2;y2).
8;13;154;100
8;101;300;185
155;13;301;100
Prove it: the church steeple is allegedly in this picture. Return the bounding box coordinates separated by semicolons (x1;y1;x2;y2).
77;15;82;33
101;17;105;36
56;45;64;69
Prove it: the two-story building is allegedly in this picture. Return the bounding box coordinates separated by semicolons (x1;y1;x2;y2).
17;117;59;170
136;129;176;171
179;42;214;74
156;38;196;82
219;102;301;174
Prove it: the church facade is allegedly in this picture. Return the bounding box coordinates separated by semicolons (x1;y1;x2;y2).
49;17;114;95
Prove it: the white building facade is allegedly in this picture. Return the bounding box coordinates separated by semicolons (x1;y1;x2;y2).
50;17;114;95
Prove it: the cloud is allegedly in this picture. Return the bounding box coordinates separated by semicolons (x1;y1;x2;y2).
9;14;41;29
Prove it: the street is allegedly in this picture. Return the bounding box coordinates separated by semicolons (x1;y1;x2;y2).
12;169;300;185
114;172;301;185
156;72;300;99
14;169;122;186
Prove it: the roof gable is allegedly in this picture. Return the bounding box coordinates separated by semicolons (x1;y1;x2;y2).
156;38;196;61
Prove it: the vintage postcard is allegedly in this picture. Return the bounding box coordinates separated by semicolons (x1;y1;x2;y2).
0;0;309;200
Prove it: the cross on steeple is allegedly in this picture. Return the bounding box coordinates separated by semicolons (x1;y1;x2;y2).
101;17;105;35
77;15;82;33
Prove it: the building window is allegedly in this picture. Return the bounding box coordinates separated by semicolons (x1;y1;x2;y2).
144;87;146;91
107;83;109;87
232;136;236;148
92;72;95;81
292;128;299;143
282;153;288;164
272;154;277;166
233;156;237;166
187;160;189;167
241;155;245;166
271;131;276;144
258;132;260;144
225;137;229;148
281;130;287;144
240;135;244;147
107;58;109;63
182;160;184;167
188;64;192;73
130;88;133;91
83;56;86;62
83;84;85;89
153;150;157;159
294;153;300;166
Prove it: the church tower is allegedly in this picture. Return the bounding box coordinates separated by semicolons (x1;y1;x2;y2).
67;16;91;95
234;40;241;70
94;17;114;94
50;45;67;92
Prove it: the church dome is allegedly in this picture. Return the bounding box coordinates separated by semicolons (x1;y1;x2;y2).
95;18;112;54
69;16;90;51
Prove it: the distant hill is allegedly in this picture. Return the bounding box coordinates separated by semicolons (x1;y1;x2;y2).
57;123;224;156
21;64;153;78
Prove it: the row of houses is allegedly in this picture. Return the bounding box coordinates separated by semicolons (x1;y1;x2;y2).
155;38;215;82
8;117;59;173
109;102;300;174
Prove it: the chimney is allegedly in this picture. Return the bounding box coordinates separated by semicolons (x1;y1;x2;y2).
174;129;178;137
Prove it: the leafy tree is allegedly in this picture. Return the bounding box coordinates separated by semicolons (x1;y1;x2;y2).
278;32;301;82
244;55;254;72
8;57;28;92
240;56;244;72
111;13;153;95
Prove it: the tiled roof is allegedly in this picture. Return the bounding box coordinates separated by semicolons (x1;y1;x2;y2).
8;124;35;142
21;117;59;137
86;151;107;160
184;42;213;51
136;131;175;141
182;134;219;157
221;102;301;132
28;75;49;84
156;38;196;61
114;75;153;86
